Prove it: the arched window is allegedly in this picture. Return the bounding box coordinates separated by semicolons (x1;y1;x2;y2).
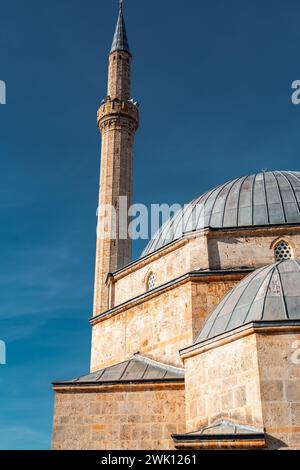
147;272;156;291
274;240;293;261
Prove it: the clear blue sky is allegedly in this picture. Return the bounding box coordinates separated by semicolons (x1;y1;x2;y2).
0;0;299;450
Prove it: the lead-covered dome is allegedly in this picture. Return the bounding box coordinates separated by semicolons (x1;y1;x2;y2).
197;259;300;343
142;171;300;257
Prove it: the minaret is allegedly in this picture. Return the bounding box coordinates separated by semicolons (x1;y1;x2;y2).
93;1;139;315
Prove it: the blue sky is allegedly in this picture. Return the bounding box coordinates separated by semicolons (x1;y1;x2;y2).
0;0;300;450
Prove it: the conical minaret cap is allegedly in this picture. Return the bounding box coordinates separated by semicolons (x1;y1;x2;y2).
110;1;130;54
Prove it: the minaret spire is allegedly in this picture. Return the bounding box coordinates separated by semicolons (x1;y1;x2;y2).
111;0;130;54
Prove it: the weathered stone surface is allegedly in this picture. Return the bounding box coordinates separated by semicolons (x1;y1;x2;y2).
109;229;300;307
183;334;264;433
183;328;300;450
52;384;185;450
256;332;300;449
91;278;238;371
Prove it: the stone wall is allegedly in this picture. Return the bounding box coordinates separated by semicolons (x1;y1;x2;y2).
108;51;131;101
183;333;264;432
256;331;300;449
91;283;193;371
183;328;300;449
113;236;209;307
52;383;185;450
91;278;238;372
107;228;300;310
208;230;300;270
190;280;237;341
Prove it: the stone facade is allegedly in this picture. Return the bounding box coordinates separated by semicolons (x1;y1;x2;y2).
52;383;185;450
183;333;264;433
207;228;300;271
190;279;238;342
91;276;240;371
181;326;300;449
90;228;300;372
256;330;300;449
91;283;193;371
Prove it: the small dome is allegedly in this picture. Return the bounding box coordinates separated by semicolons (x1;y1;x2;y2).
196;259;300;343
142;171;300;257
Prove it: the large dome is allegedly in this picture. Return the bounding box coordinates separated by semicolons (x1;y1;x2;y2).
196;259;300;343
142;170;300;257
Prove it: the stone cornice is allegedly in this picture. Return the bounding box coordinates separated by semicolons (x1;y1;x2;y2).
172;435;266;450
207;224;300;239
52;381;184;393
180;320;300;359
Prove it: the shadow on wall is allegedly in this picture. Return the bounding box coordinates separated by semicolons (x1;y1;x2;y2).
208;237;243;270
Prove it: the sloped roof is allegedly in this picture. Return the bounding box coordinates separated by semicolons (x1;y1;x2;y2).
172;420;265;442
53;355;184;386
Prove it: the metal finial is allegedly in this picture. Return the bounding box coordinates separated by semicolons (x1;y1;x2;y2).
119;0;123;10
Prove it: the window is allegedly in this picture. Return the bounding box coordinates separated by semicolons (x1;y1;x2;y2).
147;272;156;291
274;240;293;261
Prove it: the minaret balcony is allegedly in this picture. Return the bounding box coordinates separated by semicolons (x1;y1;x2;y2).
97;98;139;130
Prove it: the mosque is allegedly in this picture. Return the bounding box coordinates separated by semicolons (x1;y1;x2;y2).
52;3;300;450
